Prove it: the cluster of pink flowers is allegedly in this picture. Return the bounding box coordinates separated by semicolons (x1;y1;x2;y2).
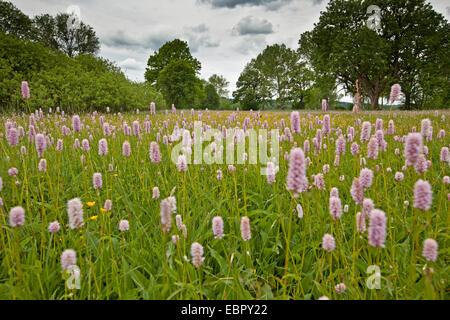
286;148;308;197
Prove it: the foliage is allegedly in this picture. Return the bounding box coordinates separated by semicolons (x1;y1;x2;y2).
0;1;100;57
201;83;220;110
157;60;204;109
0;32;164;113
298;0;450;109
0;1;34;40
208;74;229;98
233;44;314;110
233;59;271;110
145;39;201;85
53;13;100;57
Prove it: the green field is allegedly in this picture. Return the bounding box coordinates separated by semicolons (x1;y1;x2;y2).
0;109;448;299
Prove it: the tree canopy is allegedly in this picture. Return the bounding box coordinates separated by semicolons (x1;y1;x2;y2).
201;83;220;109
145;39;201;85
208;74;229;98
298;0;450;109
233;44;314;110
0;1;34;39
156;59;204;109
0;1;100;57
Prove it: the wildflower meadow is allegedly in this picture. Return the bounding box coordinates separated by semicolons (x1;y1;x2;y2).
0;99;448;300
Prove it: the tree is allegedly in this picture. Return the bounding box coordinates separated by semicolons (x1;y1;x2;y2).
33;14;58;50
0;3;99;57
233;43;314;109
255;44;300;107
54;13;100;57
298;0;449;109
233;59;271;110
208;74;229;97
0;1;33;39
157;60;204;108
0;31;164;112
287;61;315;108
201;83;220;109
145;39;201;85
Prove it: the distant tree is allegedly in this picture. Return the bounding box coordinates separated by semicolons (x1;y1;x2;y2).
157;60;204;108
286;60;314;108
303;76;341;110
32;14;58;50
54;13;100;57
145;39;201;85
233;59;271;110
208;74;229;97
0;3;99;57
0;32;164;112
298;0;449;109
0;1;33;39
233;44;314;109
201;83;220;109
255;44;300;107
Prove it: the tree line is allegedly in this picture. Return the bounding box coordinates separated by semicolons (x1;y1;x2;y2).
0;1;163;113
1;0;232;111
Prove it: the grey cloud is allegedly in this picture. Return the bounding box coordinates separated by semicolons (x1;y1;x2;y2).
189;24;209;33
102;30;174;51
103;24;218;53
197;0;292;10
446;6;450;16
186;35;220;52
311;0;324;5
234;34;267;55
233;16;274;35
183;24;220;52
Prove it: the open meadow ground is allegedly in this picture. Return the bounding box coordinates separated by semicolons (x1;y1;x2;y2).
0;109;448;299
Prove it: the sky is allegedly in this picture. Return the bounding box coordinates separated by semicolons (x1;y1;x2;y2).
11;0;450;101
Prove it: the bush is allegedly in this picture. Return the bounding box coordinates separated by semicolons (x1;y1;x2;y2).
0;32;165;113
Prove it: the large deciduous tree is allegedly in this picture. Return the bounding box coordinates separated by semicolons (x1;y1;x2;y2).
233;59;271;110
208;74;229;97
157;60;204;108
54;13;99;57
32;14;58;50
233;44;313;110
298;0;449;109
0;1;33;39
256;44;297;107
145;39;201;85
0;3;99;57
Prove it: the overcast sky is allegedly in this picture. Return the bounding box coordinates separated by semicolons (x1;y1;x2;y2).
11;0;450;100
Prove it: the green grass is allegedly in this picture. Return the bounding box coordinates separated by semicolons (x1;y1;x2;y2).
0;109;448;299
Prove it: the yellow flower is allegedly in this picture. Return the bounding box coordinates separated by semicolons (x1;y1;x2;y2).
114;174;118;177
87;201;96;207
90;215;98;220
100;208;107;213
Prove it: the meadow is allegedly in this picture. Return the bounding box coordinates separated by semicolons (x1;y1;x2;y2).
0;106;448;300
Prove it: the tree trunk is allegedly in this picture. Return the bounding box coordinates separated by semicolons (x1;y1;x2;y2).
404;91;411;110
369;93;380;110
